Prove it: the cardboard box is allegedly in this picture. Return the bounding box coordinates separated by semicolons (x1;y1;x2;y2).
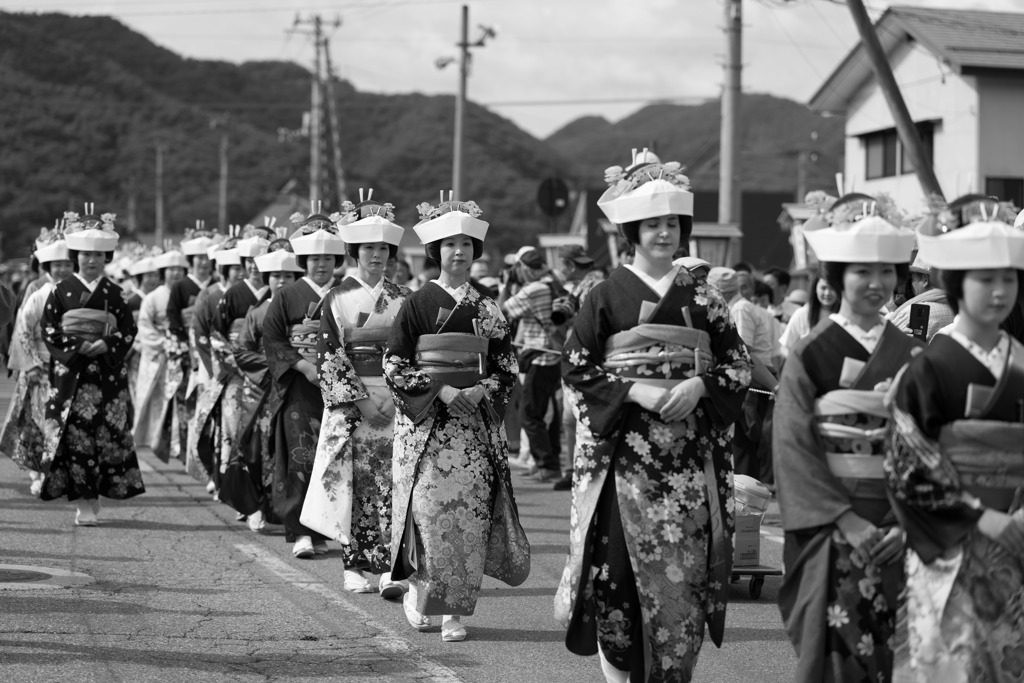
733;513;762;567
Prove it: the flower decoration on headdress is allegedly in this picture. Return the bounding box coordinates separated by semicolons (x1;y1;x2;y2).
289;209;339;236
828;192;905;230
35;221;65;250
804;191;837;214
63;208;117;235
415;191;483;223
183;219;216;240
601;147;691;202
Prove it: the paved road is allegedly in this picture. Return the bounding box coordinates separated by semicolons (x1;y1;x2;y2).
0;376;795;682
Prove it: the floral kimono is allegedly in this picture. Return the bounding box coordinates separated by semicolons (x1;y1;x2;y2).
556;265;751;683
887;332;1024;682
302;276;409;572
186;282;226;483
133;285;173;460
125;288;144;405
774;318;922;683
262;278;329;542
1;280;54;472
384;280;529;616
166;275;207;462
215;280;269;496
220;299;279;522
40;275;145;501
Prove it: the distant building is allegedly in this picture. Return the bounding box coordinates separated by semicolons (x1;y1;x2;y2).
810;6;1024;212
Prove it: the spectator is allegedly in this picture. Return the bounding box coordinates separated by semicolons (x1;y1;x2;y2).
779;275;837;357
763;267;801;323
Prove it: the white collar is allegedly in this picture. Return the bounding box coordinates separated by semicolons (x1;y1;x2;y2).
302;276;332;298
189;274;211;288
625;264;678;297
941;328;1010;380
244;279;269;299
75;273;101;292
351;274;384;299
830;313;885;352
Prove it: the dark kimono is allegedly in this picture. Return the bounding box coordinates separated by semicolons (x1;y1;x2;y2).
774;319;922;683
384;281;529;616
887;333;1024;682
125;288;143;405
555;265;751;683
302;276;409;573
166;275;207;462
186;282;226;483
262;278;328;542
40;275;145;501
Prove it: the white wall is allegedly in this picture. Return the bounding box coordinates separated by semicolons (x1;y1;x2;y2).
842;39;980;213
978;75;1024;190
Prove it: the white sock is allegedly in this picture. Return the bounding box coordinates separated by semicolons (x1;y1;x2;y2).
598;646;629;683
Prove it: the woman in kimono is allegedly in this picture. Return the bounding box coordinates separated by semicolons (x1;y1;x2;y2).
886;197;1024;681
1;231;73;495
125;256;160;404
301;193;411;596
40;208;145;525
773;194;920;682
133;251;188;461
188;243;243;488
263;211;344;558
384;196;529;642
215;226;272;523
555;152;751;683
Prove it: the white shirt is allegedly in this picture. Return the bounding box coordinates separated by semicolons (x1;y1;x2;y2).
75;273;101;293
244;279;269;301
779;305;812;357
301;276;332;300
728;294;775;367
830;313;885;353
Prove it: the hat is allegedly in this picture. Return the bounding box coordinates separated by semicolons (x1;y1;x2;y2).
63;205;119;252
1016;208;1024;230
182;236;217;256
557;244;594;266
908;252;930;275
803;193;914;264
153;250;189;270
288;210;345;256
128;257;156;276
412;193;488;245
213;248;241;267
597;149;693;224
254;249;303;274
673;255;711;272
707;266;739;297
33;225;69;263
518;248;546;269
340;215;404;247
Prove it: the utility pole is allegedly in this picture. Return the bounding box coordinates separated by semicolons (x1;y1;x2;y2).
211;114;230;229
437;7;495;201
846;0;943;200
719;0;742;226
323;39;348;206
155;141;166;245
292;14;339;210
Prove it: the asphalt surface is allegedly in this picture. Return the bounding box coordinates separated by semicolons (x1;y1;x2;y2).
0;375;796;682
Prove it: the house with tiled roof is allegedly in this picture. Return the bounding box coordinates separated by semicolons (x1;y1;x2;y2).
810;6;1024;212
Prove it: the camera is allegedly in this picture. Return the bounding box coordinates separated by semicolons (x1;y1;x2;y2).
550;294;578;325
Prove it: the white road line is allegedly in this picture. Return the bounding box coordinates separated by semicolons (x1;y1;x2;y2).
234;542;465;683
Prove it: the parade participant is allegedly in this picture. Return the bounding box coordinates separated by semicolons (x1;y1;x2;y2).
384;193;529;642
301;191;411;597
886;197;1024;681
779;275;837;357
133;250;188;460
555;151;751;683
188;240;243;487
215;224;273;516
773;193;919;682
166;225;217;463
40;207;145;524
263;209;344;559
221;239;301;532
125;255;160;404
1;228;72;496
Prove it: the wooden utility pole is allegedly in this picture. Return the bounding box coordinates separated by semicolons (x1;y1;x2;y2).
719;0;742;226
211;114;230;229
155;142;166;245
323;39;348;206
846;0;943;199
453;5;469;202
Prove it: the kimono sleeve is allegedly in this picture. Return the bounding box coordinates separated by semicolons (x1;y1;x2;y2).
0;280;14;327
383;295;440;420
477;298;518;415
886;355;982;563
166;280;188;342
698;284;752;427
772;344;853;531
560;284;632;440
100;287;137;366
262;292;302;382
317;290;369;409
8;287;47;371
137;293;164;350
233;307;268;387
42;287;86;367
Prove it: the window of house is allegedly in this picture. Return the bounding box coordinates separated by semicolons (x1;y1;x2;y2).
986;177;1024;209
863;122;935;179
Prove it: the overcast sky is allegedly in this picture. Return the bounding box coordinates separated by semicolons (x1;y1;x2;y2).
4;0;1022;138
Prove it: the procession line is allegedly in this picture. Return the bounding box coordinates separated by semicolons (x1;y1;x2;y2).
234;542;465;683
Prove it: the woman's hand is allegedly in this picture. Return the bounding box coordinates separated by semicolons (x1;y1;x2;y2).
869;526;905;565
378;396;396;421
294;359;318;385
25;367;44;385
836;511;881;565
439;385;476;417
355;397;391;428
459;385;486;406
659;377;706;422
627;383;667;413
979;509;1024;556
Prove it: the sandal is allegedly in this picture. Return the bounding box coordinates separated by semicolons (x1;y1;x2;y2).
441;617;467;642
403;592;431;631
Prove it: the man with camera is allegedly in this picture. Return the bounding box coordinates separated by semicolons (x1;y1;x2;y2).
498;247;568;483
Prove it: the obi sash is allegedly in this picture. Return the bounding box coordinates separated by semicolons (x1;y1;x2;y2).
603;323;711;388
345;326;389;377
63;308;117;343
288;321;319;362
228;318;246;344
941;420;1024;512
414;333;487;388
815;388;891;524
